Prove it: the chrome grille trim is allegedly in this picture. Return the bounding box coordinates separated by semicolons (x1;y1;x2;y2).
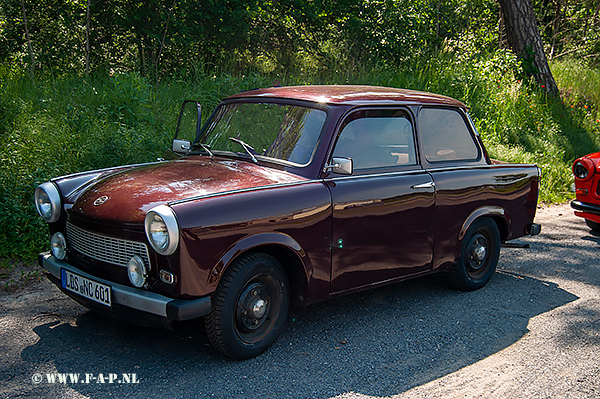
66;222;150;268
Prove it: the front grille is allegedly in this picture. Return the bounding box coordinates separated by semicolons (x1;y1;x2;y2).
66;222;150;268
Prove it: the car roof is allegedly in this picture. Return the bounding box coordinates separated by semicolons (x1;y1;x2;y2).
226;85;466;108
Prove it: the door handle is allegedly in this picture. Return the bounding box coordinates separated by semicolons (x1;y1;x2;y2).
411;181;435;190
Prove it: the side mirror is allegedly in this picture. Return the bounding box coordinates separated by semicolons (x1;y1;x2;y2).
172;139;191;154
324;157;353;175
172;100;202;155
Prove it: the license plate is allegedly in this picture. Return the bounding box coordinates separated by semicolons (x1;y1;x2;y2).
61;269;111;307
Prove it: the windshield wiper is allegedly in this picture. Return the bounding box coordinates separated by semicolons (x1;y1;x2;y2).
196;142;214;158
189;142;214;159
229;137;258;163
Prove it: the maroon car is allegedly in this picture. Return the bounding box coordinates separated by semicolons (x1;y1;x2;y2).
36;85;541;359
571;151;600;231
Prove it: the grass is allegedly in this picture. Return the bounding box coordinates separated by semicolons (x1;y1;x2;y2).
1;54;599;261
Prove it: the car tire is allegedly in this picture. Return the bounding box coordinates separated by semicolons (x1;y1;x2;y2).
449;217;501;291
205;252;289;359
585;219;600;232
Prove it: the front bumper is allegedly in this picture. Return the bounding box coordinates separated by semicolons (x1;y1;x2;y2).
571;200;600;216
39;252;211;326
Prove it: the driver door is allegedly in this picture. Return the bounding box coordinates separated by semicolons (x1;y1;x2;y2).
326;108;435;293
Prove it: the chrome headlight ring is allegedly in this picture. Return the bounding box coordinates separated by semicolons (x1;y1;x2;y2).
144;205;180;256
34;182;61;223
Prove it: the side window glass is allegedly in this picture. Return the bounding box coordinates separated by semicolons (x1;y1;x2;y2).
333;110;416;170
419;108;479;162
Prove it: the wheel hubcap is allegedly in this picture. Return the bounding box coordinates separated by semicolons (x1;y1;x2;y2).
467;233;489;275
237;282;270;332
473;242;487;262
251;298;267;318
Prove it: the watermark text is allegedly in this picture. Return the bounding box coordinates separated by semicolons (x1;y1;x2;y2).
32;373;139;384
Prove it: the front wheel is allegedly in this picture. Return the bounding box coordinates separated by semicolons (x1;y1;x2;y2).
205;253;289;359
448;218;501;291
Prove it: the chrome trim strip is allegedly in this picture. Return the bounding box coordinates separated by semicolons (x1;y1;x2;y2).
50;161;163;183
324;169;429;182
168;163;536;204
40;253;169;317
425;164;532;173
168;179;317;206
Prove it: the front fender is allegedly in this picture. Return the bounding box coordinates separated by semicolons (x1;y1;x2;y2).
172;181;332;299
209;232;306;285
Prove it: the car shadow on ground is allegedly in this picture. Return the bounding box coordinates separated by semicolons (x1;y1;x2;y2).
20;268;577;399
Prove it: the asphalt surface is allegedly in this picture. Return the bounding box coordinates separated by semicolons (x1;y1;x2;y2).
1;202;599;398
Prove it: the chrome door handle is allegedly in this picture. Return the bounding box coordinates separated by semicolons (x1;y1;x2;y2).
411;181;435;190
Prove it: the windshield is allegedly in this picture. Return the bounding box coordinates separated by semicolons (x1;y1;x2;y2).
197;102;327;166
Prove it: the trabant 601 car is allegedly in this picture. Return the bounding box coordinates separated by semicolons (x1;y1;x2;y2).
36;85;541;359
571;151;600;231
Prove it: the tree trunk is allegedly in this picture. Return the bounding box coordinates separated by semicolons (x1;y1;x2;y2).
497;0;559;94
20;0;34;81
85;0;91;76
155;0;177;85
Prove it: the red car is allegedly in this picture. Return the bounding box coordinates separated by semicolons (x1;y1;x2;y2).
36;85;541;359
572;151;600;231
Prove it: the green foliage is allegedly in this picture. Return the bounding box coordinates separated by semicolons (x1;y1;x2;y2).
2;55;599;260
0;71;273;259
0;0;507;78
535;0;600;66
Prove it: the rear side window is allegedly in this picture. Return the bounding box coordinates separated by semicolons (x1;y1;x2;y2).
419;108;479;162
333;109;417;170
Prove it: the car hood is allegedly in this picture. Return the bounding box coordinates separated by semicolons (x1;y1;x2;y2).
69;157;306;223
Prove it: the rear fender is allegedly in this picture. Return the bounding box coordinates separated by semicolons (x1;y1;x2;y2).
459;206;509;242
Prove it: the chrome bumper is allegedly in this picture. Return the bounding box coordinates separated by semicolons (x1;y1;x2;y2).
571;200;600;216
39;252;211;321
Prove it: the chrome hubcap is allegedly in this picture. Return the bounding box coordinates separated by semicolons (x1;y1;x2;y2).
473;243;487;262
467;234;489;273
251;298;267;318
237;282;271;332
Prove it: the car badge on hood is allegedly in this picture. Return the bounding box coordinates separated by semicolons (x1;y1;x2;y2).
93;196;109;206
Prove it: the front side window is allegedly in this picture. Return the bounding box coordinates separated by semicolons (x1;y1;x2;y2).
333;109;417;171
199;102;327;166
419;108;479;162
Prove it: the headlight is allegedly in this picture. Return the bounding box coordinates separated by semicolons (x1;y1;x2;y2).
127;255;148;288
573;158;594;181
50;232;67;260
144;205;179;256
34;182;61;223
574;162;589;179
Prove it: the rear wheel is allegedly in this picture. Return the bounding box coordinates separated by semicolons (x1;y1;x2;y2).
449;218;501;291
205;253;289;359
585;219;600;232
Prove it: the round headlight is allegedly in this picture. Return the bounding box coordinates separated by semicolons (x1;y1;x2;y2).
574;162;589;179
35;182;61;223
573;158;595;181
144;205;179;256
127;255;148;288
50;232;67;260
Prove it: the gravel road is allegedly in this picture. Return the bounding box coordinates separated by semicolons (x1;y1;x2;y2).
1;202;599;399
